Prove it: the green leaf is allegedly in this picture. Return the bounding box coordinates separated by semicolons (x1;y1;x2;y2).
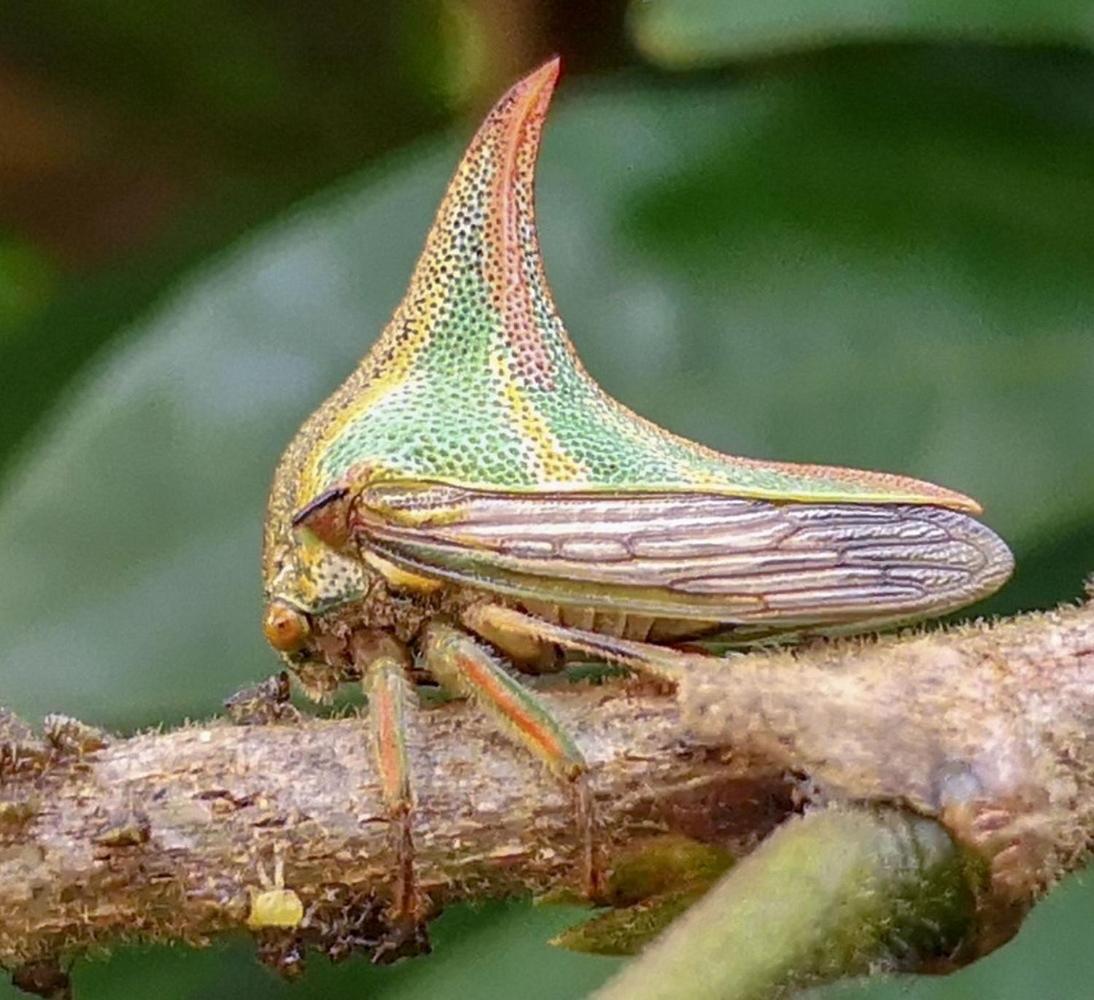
0;53;1091;735
629;0;1094;68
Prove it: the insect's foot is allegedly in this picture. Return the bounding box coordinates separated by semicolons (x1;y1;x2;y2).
382;803;431;945
254;934;307;980
225;672;301;725
573;771;602;898
351;636;432;957
371;912;432;966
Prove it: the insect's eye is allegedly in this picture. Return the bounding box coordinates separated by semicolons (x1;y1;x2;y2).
263;601;311;653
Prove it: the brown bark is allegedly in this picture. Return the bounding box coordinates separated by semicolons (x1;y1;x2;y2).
682;596;1094;949
1;593;1092;984
0;687;791;972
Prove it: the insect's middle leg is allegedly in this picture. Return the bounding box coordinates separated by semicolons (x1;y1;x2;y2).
419;621;597;895
463;603;707;684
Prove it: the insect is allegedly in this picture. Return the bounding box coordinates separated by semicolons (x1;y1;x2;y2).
261;57;1013;929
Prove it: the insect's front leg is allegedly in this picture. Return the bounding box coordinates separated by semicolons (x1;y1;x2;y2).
419;621;598;896
349;631;428;943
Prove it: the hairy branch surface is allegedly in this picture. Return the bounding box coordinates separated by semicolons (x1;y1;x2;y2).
0;687;790;973
1;594;1092;990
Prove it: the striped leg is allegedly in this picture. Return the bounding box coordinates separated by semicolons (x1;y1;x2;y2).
351;634;422;930
462;604;704;684
420;621;598;894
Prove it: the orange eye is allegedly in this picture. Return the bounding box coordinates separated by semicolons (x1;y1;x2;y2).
263;602;311;653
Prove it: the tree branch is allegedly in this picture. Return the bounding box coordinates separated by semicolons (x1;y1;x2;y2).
682;594;1094;949
0;687;792;975
1;593;1092;993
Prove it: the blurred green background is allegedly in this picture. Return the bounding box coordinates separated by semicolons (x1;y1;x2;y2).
1;2;1092;997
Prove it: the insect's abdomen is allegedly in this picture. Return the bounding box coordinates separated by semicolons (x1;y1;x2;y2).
511;600;725;644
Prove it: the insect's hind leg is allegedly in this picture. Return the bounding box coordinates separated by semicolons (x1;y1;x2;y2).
420;621;598;896
463;604;709;685
351;633;428;950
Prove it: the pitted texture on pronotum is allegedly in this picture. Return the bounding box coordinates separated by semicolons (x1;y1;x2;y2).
266;55;981;587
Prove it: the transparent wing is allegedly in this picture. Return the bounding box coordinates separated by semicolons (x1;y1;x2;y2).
351;484;1013;628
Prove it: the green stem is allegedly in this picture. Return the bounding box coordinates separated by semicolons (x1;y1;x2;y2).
594;806;974;1000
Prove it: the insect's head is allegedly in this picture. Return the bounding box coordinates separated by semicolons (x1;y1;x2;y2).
261;481;370;669
261;538;370;702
